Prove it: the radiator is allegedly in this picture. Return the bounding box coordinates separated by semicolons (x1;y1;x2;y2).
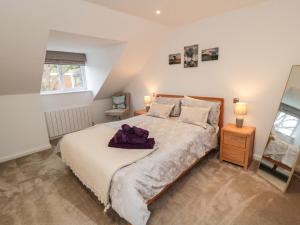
44;106;93;139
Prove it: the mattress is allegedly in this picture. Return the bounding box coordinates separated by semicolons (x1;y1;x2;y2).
60;115;218;225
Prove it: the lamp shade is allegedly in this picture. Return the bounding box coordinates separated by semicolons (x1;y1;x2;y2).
144;96;151;105
234;102;247;116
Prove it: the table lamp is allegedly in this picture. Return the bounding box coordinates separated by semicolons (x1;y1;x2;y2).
144;96;151;111
234;102;247;128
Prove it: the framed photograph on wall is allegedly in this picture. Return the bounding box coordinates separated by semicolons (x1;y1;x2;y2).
169;53;181;65
184;44;198;68
201;47;219;62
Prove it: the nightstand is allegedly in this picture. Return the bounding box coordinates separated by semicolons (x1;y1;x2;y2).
134;109;147;116
220;123;255;170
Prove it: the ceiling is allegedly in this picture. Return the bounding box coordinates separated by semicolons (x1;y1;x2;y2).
85;0;267;27
47;30;122;53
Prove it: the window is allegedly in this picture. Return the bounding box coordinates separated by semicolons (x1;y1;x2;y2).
41;50;87;94
274;111;300;137
41;64;87;94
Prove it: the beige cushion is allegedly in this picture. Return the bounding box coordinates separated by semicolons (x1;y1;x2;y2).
181;96;220;128
179;106;211;128
155;97;182;117
147;102;174;119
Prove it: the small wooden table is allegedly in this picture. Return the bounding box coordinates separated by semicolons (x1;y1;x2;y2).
134;109;147;116
220;123;255;170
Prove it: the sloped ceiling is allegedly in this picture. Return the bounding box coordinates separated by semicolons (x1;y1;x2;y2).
0;0;49;95
0;0;167;97
85;0;267;27
47;30;122;53
95;35;165;99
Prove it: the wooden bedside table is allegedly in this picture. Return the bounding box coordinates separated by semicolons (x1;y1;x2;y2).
220;123;255;170
134;109;147;116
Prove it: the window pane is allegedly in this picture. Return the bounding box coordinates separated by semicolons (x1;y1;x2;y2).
41;64;61;92
61;65;84;89
274;112;299;136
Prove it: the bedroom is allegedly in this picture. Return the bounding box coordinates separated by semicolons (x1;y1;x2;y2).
1;0;300;225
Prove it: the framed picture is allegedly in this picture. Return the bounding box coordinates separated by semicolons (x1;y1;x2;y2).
169;53;181;65
202;47;219;62
184;44;198;68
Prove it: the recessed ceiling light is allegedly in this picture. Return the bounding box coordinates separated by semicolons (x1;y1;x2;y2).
156;10;161;15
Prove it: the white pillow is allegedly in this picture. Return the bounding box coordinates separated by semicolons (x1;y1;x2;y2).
179;106;211;128
181;96;220;128
147;102;174;119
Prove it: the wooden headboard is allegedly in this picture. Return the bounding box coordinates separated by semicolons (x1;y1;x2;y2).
156;94;224;130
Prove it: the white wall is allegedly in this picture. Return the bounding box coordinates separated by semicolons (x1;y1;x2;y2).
41;91;94;111
0;94;50;162
92;99;114;124
125;0;300;158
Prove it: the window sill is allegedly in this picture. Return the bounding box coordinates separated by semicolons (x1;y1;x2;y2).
40;89;91;96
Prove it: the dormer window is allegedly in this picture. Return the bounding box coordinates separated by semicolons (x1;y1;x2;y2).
41;51;87;94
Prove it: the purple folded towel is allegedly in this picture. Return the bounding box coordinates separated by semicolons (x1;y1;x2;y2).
121;124;149;138
109;124;155;149
108;138;155;149
113;129;148;144
113;124;149;144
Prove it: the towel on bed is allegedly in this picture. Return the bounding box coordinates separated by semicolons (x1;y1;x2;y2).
109;124;155;149
113;124;149;144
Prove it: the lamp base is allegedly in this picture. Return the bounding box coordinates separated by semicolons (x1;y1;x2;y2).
236;118;244;128
145;106;150;112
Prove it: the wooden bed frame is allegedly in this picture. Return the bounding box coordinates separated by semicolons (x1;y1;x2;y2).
128;94;224;224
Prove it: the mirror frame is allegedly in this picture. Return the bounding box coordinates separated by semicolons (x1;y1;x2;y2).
257;65;300;192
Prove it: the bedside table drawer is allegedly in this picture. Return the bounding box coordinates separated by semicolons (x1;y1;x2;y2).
222;145;245;165
223;132;246;148
220;124;255;170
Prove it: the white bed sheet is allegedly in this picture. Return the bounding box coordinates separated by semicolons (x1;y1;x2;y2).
104;115;218;225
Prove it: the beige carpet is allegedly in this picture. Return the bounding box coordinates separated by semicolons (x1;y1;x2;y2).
1;148;300;225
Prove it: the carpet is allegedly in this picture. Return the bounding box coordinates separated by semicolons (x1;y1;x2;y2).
1;148;299;225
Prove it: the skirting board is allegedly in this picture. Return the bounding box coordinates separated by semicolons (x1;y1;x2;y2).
253;153;300;173
0;144;52;163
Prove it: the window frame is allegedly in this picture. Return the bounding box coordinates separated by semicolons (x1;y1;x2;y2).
40;64;87;95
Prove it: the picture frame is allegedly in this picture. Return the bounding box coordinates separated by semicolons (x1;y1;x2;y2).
169;53;181;65
201;47;219;62
184;45;198;68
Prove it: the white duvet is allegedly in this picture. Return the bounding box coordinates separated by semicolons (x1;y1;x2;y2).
59;115;218;225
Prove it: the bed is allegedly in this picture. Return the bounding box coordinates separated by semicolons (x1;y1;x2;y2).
59;94;224;225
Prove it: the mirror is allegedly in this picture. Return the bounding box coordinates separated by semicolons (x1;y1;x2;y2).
258;65;300;192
